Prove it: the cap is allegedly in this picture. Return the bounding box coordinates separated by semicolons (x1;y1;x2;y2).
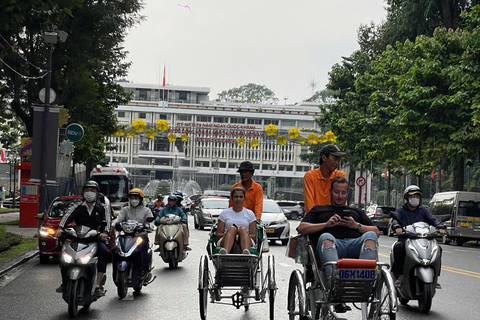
320;144;347;157
237;161;255;172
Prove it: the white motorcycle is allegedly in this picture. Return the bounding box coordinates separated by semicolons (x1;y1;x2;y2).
155;214;188;269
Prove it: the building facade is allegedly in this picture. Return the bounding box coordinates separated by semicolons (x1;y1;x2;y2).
107;82;324;197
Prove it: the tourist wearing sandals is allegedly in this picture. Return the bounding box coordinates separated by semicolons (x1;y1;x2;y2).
217;187;257;254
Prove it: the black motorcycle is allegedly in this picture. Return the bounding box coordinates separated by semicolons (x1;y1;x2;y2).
113;217;156;299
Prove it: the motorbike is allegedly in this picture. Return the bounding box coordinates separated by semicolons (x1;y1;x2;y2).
390;212;443;314
113;217;156;299
155;213;188;269
59;225;107;318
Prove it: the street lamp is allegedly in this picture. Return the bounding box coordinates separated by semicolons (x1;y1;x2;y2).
213;158;219;190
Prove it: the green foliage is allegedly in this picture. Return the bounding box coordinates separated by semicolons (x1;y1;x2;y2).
0;225;22;252
155;180;171;196
216;83;278;104
219;183;231;191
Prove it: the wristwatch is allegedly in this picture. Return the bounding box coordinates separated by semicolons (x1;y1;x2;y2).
355;223;362;231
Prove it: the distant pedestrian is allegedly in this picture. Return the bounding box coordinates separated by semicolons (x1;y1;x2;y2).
0;187;3;207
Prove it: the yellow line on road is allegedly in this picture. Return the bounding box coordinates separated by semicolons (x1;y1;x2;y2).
377;252;480;278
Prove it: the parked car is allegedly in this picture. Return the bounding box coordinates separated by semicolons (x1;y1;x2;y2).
262;199;291;245
36;195;115;264
275;200;304;220
2;196;20;208
369;205;396;235
192;196;229;230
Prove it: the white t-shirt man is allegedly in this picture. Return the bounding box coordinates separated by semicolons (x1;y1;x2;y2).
218;207;256;233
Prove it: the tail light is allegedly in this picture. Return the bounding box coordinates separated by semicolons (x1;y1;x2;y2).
95;168;101;173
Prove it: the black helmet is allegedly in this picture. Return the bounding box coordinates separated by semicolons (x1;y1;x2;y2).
403;185;422;199
83;180;99;192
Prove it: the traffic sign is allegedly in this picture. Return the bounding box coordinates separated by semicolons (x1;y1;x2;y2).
66;123;84;142
356;176;366;187
39;88;56;104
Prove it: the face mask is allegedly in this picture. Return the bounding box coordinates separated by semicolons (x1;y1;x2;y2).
408;197;420;207
130;199;140;207
84;191;96;203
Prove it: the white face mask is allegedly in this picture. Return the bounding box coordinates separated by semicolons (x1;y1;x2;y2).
83;191;97;203
408;197;420;207
130;199;140;207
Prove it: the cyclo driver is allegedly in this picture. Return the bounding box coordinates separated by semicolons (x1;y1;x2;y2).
55;181;110;296
112;188;154;278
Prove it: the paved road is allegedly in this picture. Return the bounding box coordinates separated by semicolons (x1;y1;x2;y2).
1;218;480;319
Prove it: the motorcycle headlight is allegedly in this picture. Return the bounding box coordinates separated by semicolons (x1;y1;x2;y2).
136;237;143;246
77;248;95;264
61;251;74;264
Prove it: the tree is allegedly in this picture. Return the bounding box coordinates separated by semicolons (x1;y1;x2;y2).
0;0;143;173
216;83;278;104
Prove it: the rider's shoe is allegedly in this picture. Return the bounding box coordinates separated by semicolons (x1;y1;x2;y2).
185;246;192;251
242;249;250;255
218;247;227;254
436;282;442;289
154;247;161;252
334;303;351;313
95;285;105;297
55;285;63;293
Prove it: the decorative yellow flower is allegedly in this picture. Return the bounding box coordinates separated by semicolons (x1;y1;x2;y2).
156;119;170;133
325;130;337;142
277;135;287;146
146;128;157;140
318;134;328;143
132;119;147;133
265;123;278;136
126;129;135;139
307;132;318;145
181;133;189;142
250;138;259;148
115;129;125;137
299;138;306;145
238;137;246;146
288;127;300;140
167;133;177;142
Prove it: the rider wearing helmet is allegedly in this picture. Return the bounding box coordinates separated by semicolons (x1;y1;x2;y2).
391;185;446;288
154;194;165;208
112;188;154;276
56;180;110;296
155;194;191;252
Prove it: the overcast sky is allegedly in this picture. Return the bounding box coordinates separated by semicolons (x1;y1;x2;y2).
123;0;387;104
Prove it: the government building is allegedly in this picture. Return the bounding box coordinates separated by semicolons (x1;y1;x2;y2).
106;82;324;197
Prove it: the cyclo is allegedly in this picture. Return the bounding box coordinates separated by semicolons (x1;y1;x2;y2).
198;221;277;320
287;235;397;319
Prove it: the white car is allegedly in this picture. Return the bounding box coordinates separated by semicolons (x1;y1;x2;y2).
261;199;291;245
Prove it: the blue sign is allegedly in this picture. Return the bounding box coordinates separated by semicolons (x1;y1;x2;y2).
66;123;84;142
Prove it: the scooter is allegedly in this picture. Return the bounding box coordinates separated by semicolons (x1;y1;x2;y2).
59;226;107;318
113;217;156;299
390;212;443;314
155;214;188;269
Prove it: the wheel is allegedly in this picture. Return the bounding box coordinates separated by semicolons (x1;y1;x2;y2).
417;280;433;314
282;238;289;245
134;286;142;293
442;234;451;245
368;269;397;319
287;270;308;320
194;215;199;229
117;270;128;299
39;254;49;264
199;218;205;230
383;229;388;236
268;256;276;320
167;250;178;269
198;255;209;320
456;238;465;246
68;279;79;318
290;212;299;220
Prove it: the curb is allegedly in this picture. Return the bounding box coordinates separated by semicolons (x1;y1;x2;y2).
0;249;39;278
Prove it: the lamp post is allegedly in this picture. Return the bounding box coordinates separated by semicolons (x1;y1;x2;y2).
213;158;219;190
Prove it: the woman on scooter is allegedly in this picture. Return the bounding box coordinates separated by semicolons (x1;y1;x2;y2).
155;194;191;251
391;185;446;288
216;187;257;254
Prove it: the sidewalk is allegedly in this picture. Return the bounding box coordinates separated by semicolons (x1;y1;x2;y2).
0;211;39;277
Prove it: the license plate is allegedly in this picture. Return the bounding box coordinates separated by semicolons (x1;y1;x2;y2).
383;218;390;221
336;269;377;280
461;222;469;227
265;229;275;233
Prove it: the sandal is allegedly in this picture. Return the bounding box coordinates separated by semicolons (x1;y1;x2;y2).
394;279;403;288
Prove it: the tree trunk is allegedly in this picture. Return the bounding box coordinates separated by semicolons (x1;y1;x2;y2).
435;168;441;193
440;0;453;29
85;161;95;183
453;157;465;191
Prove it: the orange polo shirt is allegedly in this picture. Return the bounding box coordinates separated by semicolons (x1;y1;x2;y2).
303;168;346;213
229;179;264;219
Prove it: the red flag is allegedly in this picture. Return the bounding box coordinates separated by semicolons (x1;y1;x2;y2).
431;169;435;180
0;149;4;163
162;64;166;87
441;169;444;182
384;168;388;179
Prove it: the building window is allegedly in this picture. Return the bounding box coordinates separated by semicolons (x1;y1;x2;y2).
197;116;212;122
117;111;126;118
230;117;245;124
138;112;146;119
214;117;228;123
247;118;262;125
297;120;314;128
138;89;148;100
179;91;187;102
281;120;295;127
229;163;238;169
177;114;192;121
264;119;279;125
155;113;170;121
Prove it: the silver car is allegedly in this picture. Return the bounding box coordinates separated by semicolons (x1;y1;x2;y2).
262;199;291;245
192;197;229;230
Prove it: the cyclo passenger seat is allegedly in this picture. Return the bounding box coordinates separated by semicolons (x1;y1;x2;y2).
208;220;264;256
328;258;378;303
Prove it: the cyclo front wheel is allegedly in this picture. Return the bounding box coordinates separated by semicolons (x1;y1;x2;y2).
268;255;276;320
198;255;209;320
287;270;308;320
368;268;397;320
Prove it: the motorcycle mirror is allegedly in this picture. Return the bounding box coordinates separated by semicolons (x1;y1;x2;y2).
389;211;404;225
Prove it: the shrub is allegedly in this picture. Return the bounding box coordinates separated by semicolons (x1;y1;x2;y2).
0;226;22;252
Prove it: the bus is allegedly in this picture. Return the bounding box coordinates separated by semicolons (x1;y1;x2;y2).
90;166;132;215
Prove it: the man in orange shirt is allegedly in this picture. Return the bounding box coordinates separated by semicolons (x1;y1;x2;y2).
229;161;263;220
303;144;347;213
154;194;165;208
